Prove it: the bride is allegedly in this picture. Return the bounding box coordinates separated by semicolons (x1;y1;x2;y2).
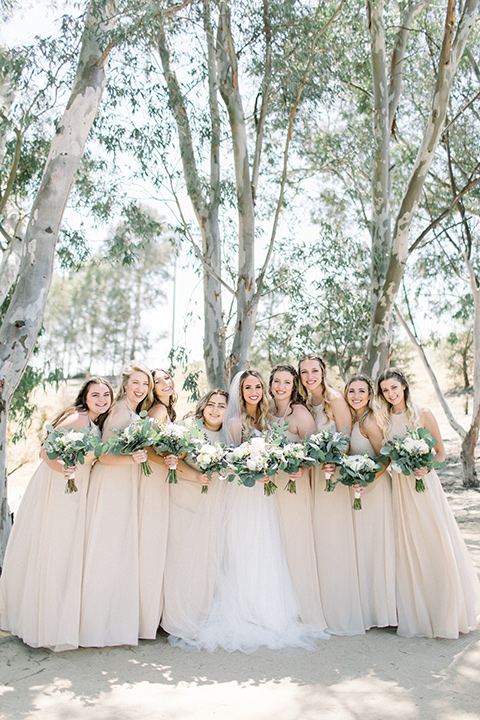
175;369;319;653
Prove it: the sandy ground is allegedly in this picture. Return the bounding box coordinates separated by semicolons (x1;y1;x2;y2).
2;357;480;720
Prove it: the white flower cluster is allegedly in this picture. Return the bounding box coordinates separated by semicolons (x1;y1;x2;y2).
400;436;430;455
342;454;377;473
196;442;225;470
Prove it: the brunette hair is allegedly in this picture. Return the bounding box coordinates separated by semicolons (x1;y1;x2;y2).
297;354;333;422
194;389;229;421
238;370;271;437
115;362;154;414
268;364;306;417
151;367;178;422
376;367;421;440
344;373;375;429
50;377;114;431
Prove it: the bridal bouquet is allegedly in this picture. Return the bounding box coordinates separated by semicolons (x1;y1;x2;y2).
152;422;203;484
102;411;158;477
189;440;228;494
380;427;445;492
304;428;350;491
224;435;284;495
339;454;384;509
277;440;316;494
43;425;103;493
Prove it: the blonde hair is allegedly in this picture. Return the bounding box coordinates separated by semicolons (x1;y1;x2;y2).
238;370;271;438
344;373;375;429
376;368;422;440
151;367;178;422
115;362;154;414
298;354;334;423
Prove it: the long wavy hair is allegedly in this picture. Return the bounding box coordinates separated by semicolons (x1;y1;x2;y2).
344;373;375;429
268;364;306;417
115;362;154;414
193;388;229;421
151;367;178;422
297;354;333;422
50;376;114;431
238;370;271;437
376;367;422;440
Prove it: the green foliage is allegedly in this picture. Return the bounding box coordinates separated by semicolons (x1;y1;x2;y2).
9;363;64;444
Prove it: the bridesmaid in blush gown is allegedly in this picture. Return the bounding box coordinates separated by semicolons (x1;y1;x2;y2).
160;384;215;641
298;354;364;635
269;364;327;635
0;377;113;651
344;373;397;630
377;367;480;638
79;363;153;647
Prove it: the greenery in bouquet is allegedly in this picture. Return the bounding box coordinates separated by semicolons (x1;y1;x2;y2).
304;428;350;491
43;424;103;493
380;427;445;492
189;440;228;494
339;453;384;509
277;439;316;494
224;434;284;496
152;421;204;484
102;410;158;477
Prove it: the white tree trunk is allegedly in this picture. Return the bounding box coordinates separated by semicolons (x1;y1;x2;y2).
362;0;479;377
0;0;117;564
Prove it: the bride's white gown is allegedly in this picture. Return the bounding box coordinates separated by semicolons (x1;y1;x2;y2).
172;478;320;653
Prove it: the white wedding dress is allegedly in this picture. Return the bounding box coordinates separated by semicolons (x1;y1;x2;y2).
169;403;321;653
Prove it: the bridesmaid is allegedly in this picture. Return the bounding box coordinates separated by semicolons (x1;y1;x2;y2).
377;368;480;638
269;364;327;634
137;368;177;639
344;373;397;630
298;354;364;635
191;388;229;442
0;377;113;651
79;363;153;647
160;377;212;641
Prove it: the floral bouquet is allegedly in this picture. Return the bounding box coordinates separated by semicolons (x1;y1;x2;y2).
380;427;445;492
152;422;204;484
339;454;384;509
102;411;159;476
43;425;103;493
189;440;228;494
224;435;284;496
304;428;350;491
277;440;316;493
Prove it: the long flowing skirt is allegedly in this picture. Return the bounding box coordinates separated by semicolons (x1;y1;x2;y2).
138;462;169;639
79;462;140;647
311;467;365;635
352;472;397;629
0;461;90;651
275;471;327;633
392;468;480;638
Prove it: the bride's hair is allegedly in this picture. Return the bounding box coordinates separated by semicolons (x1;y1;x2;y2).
268;364;306;417
376;368;422;440
151;367;178;422
115;362;154;414
297;354;334;422
50;377;114;431
344;373;375;429
238;370;271;438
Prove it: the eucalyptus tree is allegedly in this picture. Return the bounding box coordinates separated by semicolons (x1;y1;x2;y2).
0;0;117;563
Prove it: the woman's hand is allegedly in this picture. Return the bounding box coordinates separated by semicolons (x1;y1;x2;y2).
163;454;179;470
63;465;76;480
322;463;335;479
131;449;148;465
289;467;306;482
414;465;429;479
